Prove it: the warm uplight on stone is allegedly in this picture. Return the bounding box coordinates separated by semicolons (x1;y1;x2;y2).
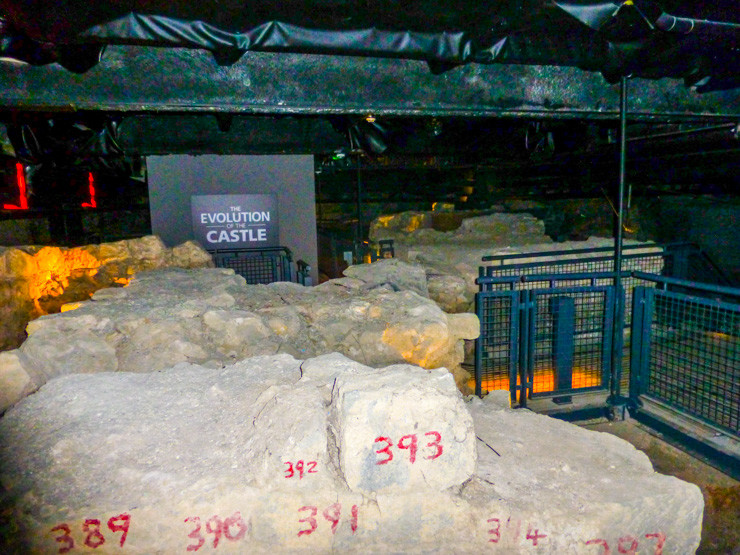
0;236;213;351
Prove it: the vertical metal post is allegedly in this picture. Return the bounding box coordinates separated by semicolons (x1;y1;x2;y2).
609;77;628;412
355;153;363;260
475;292;483;398
551;296;575;404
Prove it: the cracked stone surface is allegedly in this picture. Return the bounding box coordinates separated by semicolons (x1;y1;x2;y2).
0;267;479;413
0;354;702;553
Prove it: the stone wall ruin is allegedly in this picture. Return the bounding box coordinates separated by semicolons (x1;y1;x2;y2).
369;209;663;314
0;232;705;552
0;263;479;413
0;353;704;552
0;235;214;352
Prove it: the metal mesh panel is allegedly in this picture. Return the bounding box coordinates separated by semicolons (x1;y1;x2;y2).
211;248;292;284
530;288;610;396
484;253;663;326
646;291;740;434
475;292;516;394
663;243;737;287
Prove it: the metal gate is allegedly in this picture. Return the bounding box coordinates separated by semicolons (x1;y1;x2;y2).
475;243;736;409
476;266;740;462
630;275;740;437
476;274;621;406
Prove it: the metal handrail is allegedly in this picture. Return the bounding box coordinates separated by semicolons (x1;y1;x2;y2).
481;242;668;263
631;271;740;298
477;270;630;285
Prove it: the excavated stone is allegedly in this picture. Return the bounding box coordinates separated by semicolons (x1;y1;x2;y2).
0;236;214;351
0;268;479;412
427;272;471;313
0;355;703;553
0;351;37;414
331;365;476;494
464;395;704;554
369;211;547;246
19;326;118;380
343;258;429;298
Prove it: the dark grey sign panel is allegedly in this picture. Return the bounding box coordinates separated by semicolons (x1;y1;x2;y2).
191;194;278;249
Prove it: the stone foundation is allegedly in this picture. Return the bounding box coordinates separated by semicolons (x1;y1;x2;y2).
0;264;479;413
369;210;662;314
0;354;703;553
0;236;213;351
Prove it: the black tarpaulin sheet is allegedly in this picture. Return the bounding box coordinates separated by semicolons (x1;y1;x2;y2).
1;1;738;89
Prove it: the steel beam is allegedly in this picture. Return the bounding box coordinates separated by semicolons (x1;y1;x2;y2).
1;47;738;121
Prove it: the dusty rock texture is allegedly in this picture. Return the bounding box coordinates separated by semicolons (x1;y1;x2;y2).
0;354;703;553
0;266;478;413
0;236;213;351
369;210;548;247
370;210;663;313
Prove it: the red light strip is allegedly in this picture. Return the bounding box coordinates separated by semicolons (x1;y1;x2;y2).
82;172;97;208
3;162;29;210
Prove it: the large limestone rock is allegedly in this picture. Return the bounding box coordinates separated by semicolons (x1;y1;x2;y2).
0;354;703;553
0;268;479;413
343;258;429;298
331;365;476;494
0;236;214;351
369;211;548;247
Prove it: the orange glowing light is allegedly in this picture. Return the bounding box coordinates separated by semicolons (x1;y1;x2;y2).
3;162;29;210
469;367;602;396
81;172;97;208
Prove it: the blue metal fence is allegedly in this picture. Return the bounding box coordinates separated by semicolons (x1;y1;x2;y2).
210;246;294;284
630;275;740;436
476;272;622;407
476;245;740;444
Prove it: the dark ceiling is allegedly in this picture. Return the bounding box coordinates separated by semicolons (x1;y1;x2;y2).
0;1;738;199
2;1;739;89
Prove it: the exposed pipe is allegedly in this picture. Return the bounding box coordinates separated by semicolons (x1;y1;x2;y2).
356;151;363;259
627;123;738;143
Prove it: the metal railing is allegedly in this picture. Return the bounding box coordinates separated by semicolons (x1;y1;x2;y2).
210;247;294;284
481;242;733;287
476;271;624;405
630;273;740;436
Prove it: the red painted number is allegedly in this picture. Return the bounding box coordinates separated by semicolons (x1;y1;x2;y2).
617;536;638;554
350;504;359;534
586;539;611;554
586;534;665;555
645;532;666;555
285;460;318;478
51;524;75;554
487;518;501;543
185;516;205;552
51;514;131;552
298;506;318;536
374;437;394;465
107;513;131;547
82;519;106;549
223;512;248;541
424;431;443;460
397;434;418;463
298;504;359;537
206;516;223;548
526;526;547;546
375;431;444;464
185;512;248;549
323;503;341;534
